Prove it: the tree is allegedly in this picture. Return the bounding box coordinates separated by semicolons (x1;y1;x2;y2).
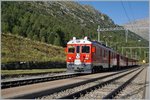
27;31;34;39
12;25;21;35
47;32;55;44
41;36;46;42
56;28;65;47
2;22;9;33
54;35;61;46
26;25;32;35
39;28;46;39
33;34;39;41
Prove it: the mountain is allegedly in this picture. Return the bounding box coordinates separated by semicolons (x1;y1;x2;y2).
123;18;149;41
1;1;149;61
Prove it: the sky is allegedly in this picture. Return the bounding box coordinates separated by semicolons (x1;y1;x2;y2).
77;1;149;25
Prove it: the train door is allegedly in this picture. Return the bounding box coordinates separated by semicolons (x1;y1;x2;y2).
74;45;81;65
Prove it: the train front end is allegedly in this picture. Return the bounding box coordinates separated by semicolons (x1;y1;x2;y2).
65;37;94;73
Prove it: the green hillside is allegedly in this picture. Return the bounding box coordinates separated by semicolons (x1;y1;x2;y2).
2;1;148;46
1;1;149;62
2;33;65;63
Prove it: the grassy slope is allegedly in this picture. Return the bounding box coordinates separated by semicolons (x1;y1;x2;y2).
1;33;66;63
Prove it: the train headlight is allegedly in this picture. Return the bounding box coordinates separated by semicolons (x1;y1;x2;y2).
69;57;72;60
85;58;89;60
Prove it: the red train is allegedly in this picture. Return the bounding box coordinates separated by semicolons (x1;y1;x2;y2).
65;37;138;73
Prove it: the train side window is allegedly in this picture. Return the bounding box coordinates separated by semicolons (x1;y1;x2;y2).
101;48;102;56
102;49;103;57
100;48;101;56
102;48;104;57
82;46;90;53
104;49;105;57
68;46;75;53
76;46;80;53
106;50;108;56
106;50;108;57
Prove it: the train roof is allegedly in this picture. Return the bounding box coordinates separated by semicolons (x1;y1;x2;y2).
67;37;92;44
92;40;115;52
68;37;114;51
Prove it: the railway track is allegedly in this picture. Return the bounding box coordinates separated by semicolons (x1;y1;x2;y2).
1;73;79;89
2;66;145;99
114;66;147;99
1;67;137;89
60;68;143;99
38;67;143;99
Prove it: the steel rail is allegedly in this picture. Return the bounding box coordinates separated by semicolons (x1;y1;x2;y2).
103;68;144;99
8;67;138;99
59;68;140;99
1;73;78;89
2;66;138;89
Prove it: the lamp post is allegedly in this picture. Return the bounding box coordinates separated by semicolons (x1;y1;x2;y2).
125;29;128;43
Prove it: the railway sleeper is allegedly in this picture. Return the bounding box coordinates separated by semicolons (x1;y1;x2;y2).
103;68;144;99
59;68;140;99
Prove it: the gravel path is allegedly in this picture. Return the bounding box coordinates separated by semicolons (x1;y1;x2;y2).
114;67;147;99
37;68;140;99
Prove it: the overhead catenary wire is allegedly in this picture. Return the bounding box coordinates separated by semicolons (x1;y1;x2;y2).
127;1;136;31
128;2;136;22
121;1;132;24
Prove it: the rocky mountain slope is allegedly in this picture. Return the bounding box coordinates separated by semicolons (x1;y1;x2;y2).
123;18;149;41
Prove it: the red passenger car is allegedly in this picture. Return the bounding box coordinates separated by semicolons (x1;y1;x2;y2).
65;37;138;73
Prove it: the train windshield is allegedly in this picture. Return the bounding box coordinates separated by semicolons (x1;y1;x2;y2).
76;46;80;53
68;46;75;53
82;46;90;53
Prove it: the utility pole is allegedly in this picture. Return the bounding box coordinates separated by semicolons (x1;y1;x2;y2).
125;29;128;43
97;25;100;42
122;47;124;55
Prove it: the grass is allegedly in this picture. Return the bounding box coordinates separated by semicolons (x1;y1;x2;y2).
1;68;67;75
1;33;66;63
